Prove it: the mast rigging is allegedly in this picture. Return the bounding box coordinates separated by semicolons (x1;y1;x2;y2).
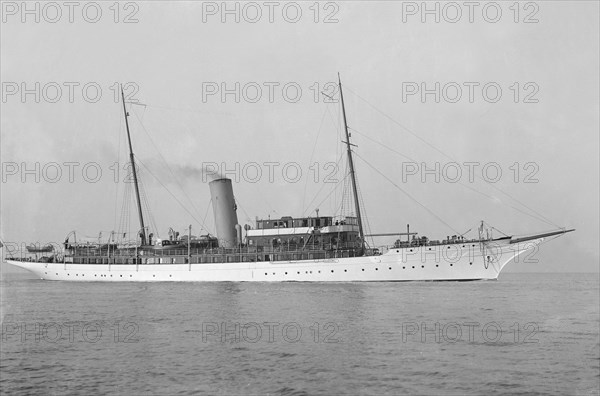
338;73;365;251
121;85;147;246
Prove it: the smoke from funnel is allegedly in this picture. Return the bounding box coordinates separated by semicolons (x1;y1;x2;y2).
142;161;226;184
202;165;225;181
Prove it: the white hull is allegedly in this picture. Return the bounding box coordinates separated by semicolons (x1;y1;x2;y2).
5;238;542;282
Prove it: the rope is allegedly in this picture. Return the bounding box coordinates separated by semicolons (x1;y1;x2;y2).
202;199;213;235
302;152;346;217
302;108;328;214
117;177;132;243
234;196;253;226
349;125;560;228
354;151;461;235
113;111;124;232
344;85;560;228
355;174;374;248
138;170;159;238
310;172;351;219
135;157;208;232
130;106;207;227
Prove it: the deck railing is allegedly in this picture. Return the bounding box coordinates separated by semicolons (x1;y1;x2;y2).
6;237;494;264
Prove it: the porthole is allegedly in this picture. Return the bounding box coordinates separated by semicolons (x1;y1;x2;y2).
130;275;133;277
344;269;347;272
396;250;399;253
450;264;453;267
56;273;58;275
470;262;473;265
421;265;424;268
331;270;334;273
110;275;113;277
462;245;465;248
388;267;392;270
410;249;413;252
472;244;475;247
318;271;321;273
447;246;450;249
412;266;415;269
285;272;288;275
362;269;365;271
428;248;432;250
436;265;438;267
265;273;268;275
310;271;312;274
297;271;300;274
170;275;173;277
45;272;47;275
375;268;378;271
120;275;122;277
402;266;405;269
153;275;156;277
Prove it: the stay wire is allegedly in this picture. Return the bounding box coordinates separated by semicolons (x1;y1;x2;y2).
344;85;560;228
135;157;209;232
349;126;559;228
130;106;207;225
354;151;461;235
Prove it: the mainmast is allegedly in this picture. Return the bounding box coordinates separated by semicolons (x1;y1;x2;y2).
121;86;147;246
338;73;365;251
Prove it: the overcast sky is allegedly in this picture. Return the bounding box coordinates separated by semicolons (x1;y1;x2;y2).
1;1;598;272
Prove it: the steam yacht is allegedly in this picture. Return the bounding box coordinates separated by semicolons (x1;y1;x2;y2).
3;76;573;281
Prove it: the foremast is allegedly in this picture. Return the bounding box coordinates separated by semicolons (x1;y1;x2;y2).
338;73;365;252
120;85;147;246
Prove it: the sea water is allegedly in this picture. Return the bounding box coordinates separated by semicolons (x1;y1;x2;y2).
1;271;598;395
